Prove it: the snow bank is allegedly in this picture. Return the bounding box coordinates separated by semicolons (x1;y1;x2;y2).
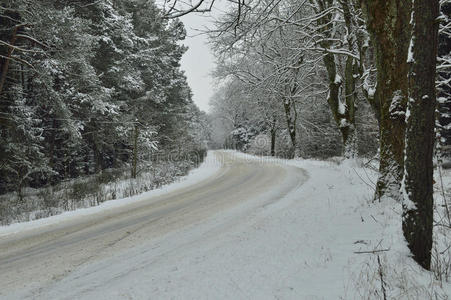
0;152;221;237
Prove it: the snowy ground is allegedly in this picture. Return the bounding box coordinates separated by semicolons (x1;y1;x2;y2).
1;151;450;299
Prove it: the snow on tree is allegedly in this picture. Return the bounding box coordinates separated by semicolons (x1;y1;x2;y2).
0;0;206;194
401;0;439;270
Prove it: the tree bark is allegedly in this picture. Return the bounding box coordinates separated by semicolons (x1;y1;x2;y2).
343;54;358;158
402;0;439;270
270;116;277;157
363;0;412;201
283;96;301;158
131;123;139;179
324;52;357;158
437;3;451;153
348;0;380;124
0;25;20;96
270;130;276;156
315;0;358;158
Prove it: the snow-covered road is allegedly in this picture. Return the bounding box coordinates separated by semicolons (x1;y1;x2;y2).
0;151;309;299
2;151;449;299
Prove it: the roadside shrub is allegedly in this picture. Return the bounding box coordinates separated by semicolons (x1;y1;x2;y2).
71;180;99;202
0;154;206;225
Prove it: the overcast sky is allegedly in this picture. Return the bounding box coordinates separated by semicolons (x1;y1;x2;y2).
179;12;218;113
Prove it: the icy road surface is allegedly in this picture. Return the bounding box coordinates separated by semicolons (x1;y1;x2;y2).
0;151;308;299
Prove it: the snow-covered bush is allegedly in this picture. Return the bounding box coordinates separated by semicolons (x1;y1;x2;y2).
0;155;205;226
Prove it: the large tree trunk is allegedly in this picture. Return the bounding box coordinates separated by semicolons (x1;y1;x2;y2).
363;0;412;201
401;0;439;270
437;3;451;155
323;52;357;159
346;0;380;124
343;55;358;158
315;0;358;158
341;2;359;159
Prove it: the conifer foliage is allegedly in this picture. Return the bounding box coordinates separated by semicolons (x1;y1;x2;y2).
0;0;207;194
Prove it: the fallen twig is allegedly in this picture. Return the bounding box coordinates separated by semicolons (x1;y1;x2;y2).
354;248;390;254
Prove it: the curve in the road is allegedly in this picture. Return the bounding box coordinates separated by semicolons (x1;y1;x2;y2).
0;151;308;299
